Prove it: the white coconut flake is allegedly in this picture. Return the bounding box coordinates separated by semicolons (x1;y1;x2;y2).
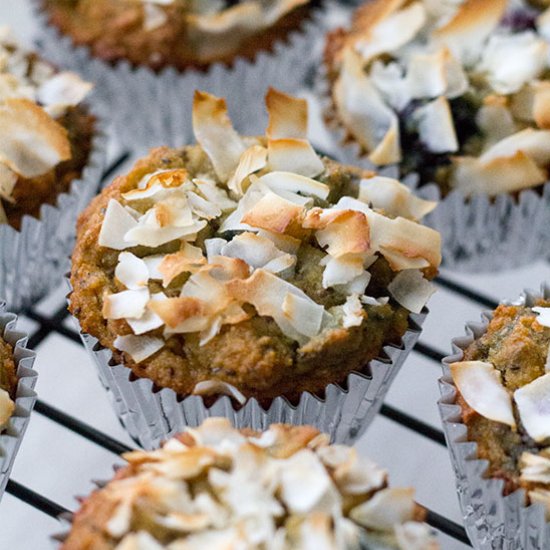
349;488;416;532
103;288;150;320
115;252;150;290
342;294;365;328
258;170;329;200
450;361;516;428
388;270;435;314
514;372;550;443
414;96;458;154
36;71;92;109
113;334;164;363
99;199;139;250
533;307;550;328
192;380;247;405
520;451;550;484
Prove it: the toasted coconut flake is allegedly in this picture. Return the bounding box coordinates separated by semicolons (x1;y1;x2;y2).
127;293;166;336
221;232;295;274
115;252;150;290
0;162;17;202
514;373;550;443
113;334;164;363
241;190;304;235
321;254;367;289
208;256;250;281
520;451;550;484
279;450;334;513
265;87;308;139
314;210;371;258
122;169;189;202
450;361;516;428
354;2;426;63
259;171;329;200
192;91;245;181
478;33;548;95
158;245;206;286
227;145;267;196
267;139;324;178
99;200;140;250
414;96;458;154
532;82;550;130
257;229;301;255
334;49;401;166
342;294;365;328
192;381;247;405
36;71;92;110
358;176;436;220
432;0;506;65
149;296;206;329
407;48;468;100
103;288;150;320
226;269;325;343
533;306;550;328
0;98;71;178
0;388;15;431
451;152;547;196
480;128;550;166
350;488;416;531
282;292;324;338
387;270;435;314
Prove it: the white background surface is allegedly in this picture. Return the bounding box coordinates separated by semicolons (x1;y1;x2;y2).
1;1;550;548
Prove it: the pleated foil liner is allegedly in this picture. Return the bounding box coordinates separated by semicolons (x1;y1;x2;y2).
34;1;327;154
0;303;38;500
438;285;550;550
0;101;107;312
76;308;425;450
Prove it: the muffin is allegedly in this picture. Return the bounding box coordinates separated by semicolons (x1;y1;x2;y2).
439;287;550;548
321;0;550;270
70;88;441;446
0;29;105;310
35;0;325;150
60;418;439;549
0;302;38;500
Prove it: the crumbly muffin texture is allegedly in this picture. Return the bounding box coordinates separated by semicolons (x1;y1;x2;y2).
451;301;550;513
324;0;550;196
70;88;441;401
61;419;439;550
0;29;94;229
41;0;317;70
0;335;16;431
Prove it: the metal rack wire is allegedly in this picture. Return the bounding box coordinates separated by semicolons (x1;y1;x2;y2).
2;148;499;547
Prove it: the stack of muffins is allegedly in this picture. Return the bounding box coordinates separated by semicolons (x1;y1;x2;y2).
0;0;548;547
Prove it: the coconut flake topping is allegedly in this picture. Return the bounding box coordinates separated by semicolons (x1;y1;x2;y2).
98;88;440;364
78;419;438;550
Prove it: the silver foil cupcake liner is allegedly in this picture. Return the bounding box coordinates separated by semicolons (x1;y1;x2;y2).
0;101;107;311
34;1;327;154
438;285;550;549
0;302;38;500
75;309;425;450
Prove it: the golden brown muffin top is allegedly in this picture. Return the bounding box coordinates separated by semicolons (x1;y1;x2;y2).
62;418;439;550
0;28;92;224
324;0;550;196
70;88;440;400
451;301;550;508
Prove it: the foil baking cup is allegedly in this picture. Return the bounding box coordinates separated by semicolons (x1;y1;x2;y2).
74;307;425;450
0;302;38;500
34;1;327;154
438;285;550;549
0;101;107;311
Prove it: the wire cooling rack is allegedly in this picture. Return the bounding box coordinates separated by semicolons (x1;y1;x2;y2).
2;2;550;548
